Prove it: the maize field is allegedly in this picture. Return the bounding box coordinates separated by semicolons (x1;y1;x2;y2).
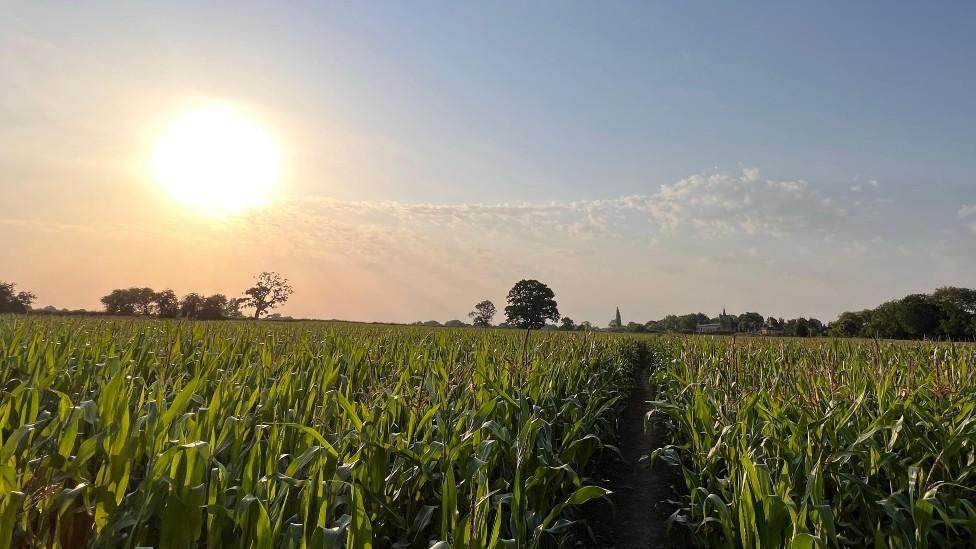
0;317;642;548
5;316;973;548
649;336;976;547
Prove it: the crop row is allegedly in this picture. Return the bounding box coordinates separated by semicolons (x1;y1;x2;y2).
0;318;642;548
649;336;976;548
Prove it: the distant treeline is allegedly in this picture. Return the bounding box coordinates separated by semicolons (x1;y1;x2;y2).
597;287;976;340
612;312;826;336
100;287;246;320
98;272;293;319
411;312;828;336
1;272;293;320
829;287;976;340
5;277;975;340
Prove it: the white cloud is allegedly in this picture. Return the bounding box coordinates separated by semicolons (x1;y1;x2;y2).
642;169;849;238
6;166;970;323
0;168;885;274
283;168;861;243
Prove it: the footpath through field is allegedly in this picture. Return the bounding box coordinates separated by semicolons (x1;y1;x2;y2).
586;365;689;548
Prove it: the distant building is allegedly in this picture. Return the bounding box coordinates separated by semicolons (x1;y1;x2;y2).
697;308;733;334
696;322;722;334
718;308;735;332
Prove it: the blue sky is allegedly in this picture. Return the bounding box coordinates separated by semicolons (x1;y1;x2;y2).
2;2;975;323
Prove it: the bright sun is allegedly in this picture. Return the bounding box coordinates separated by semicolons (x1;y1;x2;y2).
152;104;281;215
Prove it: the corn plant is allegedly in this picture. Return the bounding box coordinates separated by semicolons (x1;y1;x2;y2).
649;336;976;548
0;317;645;548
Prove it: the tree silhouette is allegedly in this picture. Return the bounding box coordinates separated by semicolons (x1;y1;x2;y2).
224;297;246;319
504;279;559;330
154;289;180;318
243;272;293;319
178;292;244;320
199;294;230;320
179;293;205;319
101;288;138;315
468;300;496;327
0;282;35;314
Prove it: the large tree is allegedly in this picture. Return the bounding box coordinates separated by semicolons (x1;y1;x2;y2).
786;317;810;337
678;313;709;333
659;315;679;332
131;287;156;316
737;312;765;333
866;301;902;339
468;300;496;327
830;310;871;337
243;272;293;319
100;287;156;316
224;297;246;319
504;279;559;329
180;292;245;320
101;289;133;315
179;293;205;319
0;282;35;314
807;318;825;336
199;294;230;320
99;287;163;316
896;294;942;338
154;289;180;318
932;287;976;338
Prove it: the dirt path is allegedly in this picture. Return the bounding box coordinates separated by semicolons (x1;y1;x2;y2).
585;366;689;548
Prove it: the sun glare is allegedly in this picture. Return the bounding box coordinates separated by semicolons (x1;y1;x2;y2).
151;105;281;215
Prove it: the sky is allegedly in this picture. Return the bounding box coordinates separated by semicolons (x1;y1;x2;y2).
2;1;975;325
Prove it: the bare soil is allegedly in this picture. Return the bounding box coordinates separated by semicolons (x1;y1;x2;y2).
583;366;690;548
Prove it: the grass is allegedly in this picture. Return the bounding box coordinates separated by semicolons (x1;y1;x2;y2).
0;317;643;548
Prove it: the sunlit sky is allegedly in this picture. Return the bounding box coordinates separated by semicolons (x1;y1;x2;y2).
3;2;975;324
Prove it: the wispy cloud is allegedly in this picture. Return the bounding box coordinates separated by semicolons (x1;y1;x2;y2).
282;168;874;243
3;167;970;323
0;168;896;261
